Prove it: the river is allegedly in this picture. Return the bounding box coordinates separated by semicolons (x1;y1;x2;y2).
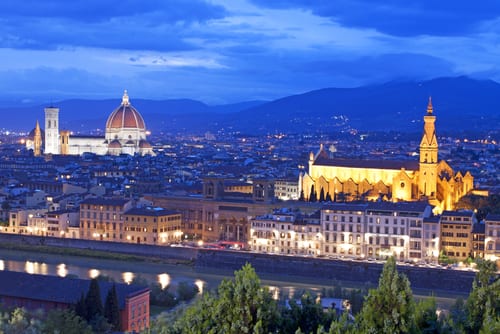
0;249;462;307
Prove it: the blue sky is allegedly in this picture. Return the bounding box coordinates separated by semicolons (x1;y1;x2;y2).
0;0;499;104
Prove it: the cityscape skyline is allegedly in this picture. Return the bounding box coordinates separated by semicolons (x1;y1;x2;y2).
0;1;499;104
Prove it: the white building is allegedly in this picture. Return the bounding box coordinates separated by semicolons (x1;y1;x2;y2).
31;91;154;156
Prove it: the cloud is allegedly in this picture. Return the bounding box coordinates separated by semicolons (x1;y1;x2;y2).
0;0;226;51
249;0;500;37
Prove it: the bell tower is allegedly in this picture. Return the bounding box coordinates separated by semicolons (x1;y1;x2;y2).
44;106;60;155
33;120;42;157
419;97;438;197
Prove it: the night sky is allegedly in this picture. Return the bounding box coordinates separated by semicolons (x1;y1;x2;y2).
0;0;499;104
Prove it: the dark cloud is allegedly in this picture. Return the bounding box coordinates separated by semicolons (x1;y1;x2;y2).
0;0;225;51
249;0;500;37
0;0;225;23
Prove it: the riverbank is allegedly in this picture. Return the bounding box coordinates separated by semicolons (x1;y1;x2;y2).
0;241;192;266
0;233;473;301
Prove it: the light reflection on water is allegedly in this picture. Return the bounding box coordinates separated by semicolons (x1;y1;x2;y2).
122;272;134;284
57;264;67;277
0;257;310;300
158;273;171;289
0;258;208;292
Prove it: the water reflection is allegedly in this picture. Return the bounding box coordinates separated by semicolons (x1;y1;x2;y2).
194;279;204;294
268;286;280;300
57;264;67;277
158;273;171;289
122;272;134;284
89;269;100;279
0;260;4;271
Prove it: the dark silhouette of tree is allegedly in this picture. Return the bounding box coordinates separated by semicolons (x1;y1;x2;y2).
309;185;316;202
104;284;120;330
74;292;87;320
319;188;325;202
299;189;305;201
325;192;332;202
85;278;103;322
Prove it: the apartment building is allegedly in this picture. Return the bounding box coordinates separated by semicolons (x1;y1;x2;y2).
123;207;182;245
484;214;500;263
249;209;321;255
79;198;133;241
440;210;476;261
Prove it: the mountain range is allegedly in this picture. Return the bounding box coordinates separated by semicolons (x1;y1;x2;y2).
1;76;499;135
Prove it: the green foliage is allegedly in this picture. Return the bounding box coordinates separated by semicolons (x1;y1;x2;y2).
176;281;199;302
43;309;92;334
104;284;121;330
413;297;439;334
169;263;280;334
150;283;177;308
357;257;416;333
0;307;42;334
465;260;500;333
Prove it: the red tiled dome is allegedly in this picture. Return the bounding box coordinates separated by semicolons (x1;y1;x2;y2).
108;139;122;148
106;91;146;130
139;140;152;148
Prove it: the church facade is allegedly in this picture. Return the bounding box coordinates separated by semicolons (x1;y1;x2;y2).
301;98;474;212
26;91;153;156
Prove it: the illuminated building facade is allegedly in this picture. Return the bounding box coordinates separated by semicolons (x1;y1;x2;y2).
27;91;154;156
301;98;474;212
440;210;476;261
79;198;133;241
123;207;182;245
249;210;322;255
484;214;500;264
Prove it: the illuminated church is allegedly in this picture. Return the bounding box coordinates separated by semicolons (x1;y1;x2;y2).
300;98;474;212
26;91;154;156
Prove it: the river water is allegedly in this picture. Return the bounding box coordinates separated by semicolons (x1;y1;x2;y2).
0;249;461;308
0;249;326;300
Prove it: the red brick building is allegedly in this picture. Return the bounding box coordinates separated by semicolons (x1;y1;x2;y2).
0;271;150;332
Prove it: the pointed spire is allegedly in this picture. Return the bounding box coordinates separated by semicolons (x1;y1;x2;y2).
122;90;130;106
426;96;433;114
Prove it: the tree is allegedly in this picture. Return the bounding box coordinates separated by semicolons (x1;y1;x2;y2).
466;260;500;333
176;281;199;302
299;189;305;201
43;309;92;334
309;185;316;202
172;263;280;334
413;297;439;333
357;257;415;333
104;284;120;330
319;188;325;202
325;192;332;202
74;292;87;321
85;278;104;322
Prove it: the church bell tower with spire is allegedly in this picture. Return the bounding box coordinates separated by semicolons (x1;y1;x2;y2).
33;120;42;157
419;97;438;197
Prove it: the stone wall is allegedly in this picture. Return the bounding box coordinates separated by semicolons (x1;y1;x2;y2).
0;233;476;294
196;250;476;294
0;233;198;261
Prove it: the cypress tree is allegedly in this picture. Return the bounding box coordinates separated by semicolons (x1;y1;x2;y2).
325;192;332;202
319;188;325;202
85;278;104;321
309;185;316;202
104;284;121;330
74;292;87;320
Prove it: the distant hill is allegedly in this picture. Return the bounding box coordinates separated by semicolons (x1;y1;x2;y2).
2;76;499;134
226;76;500;134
